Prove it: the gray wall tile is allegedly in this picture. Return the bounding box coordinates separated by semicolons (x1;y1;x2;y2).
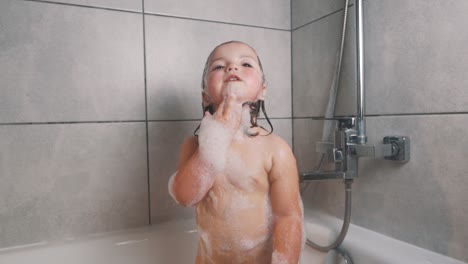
0;123;149;248
292;0;353;30
292;9;355;118
298;115;468;262
0;0;145;123
358;115;468;261
293;118;331;203
145;15;291;120
365;1;468;115
37;0;142;11
149;121;197;223
267;119;293;148
293;118;324;172
144;0;290;30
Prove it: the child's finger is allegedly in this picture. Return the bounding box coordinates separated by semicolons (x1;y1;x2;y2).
216;98;226;117
221;95;235;116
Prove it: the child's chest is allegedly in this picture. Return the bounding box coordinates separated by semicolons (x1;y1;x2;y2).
219;140;271;193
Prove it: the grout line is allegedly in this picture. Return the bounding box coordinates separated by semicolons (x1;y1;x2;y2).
147;117;294;122
293;111;468;120
290;0;295;152
22;0;289;32
367;112;468;117
22;0;142;14
143;12;290;32
0;120;146;126
2;112;466;127
142;0;152;226
291;3;355;32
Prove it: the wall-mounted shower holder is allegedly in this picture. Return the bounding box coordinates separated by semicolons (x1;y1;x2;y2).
300;117;410;182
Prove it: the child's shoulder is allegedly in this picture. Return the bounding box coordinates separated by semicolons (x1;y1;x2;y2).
260;131;293;153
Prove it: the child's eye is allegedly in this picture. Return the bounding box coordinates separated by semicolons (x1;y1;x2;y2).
212;65;224;71
242;63;253;68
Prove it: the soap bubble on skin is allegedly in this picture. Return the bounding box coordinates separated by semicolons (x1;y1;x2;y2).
198;113;233;173
270;194;304;264
298;193;306;262
239;227;272;251
223;150;257;192
272;251;289;264
199;230;212;256
222;81;244;99
225;190;256;214
207;190;218;207
234;107;253;141
167;171;178;203
235;194;273;250
168;116;231;206
199;228;218;264
169;163;217;207
187;164;218;207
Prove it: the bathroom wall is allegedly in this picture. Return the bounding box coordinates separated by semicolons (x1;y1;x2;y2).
0;0;291;249
292;0;468;262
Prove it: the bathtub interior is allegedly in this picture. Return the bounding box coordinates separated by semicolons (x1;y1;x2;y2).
0;220;199;264
0;213;466;264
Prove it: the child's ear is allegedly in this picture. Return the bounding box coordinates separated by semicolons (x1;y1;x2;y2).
257;85;267;100
201;91;210;107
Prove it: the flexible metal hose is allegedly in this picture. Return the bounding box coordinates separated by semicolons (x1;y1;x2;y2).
301;0;353;253
306;179;353;252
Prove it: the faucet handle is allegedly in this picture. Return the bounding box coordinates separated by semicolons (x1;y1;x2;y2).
336;117;356;130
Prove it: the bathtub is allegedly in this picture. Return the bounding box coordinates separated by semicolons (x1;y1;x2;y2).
0;212;465;264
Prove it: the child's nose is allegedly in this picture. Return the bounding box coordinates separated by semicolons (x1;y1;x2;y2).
226;65;238;72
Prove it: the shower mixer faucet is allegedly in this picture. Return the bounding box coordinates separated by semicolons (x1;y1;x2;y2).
300;117;410;182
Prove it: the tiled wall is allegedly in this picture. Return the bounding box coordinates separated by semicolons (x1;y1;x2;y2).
4;0;465;260
0;0;291;248
292;0;468;262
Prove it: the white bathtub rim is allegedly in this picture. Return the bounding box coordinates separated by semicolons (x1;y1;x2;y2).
1;215;466;264
303;210;467;264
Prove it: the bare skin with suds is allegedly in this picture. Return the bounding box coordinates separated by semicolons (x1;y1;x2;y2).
169;42;303;264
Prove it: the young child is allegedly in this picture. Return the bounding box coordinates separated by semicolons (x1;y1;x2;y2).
168;41;304;264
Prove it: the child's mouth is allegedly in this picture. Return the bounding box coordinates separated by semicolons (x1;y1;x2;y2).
226;75;241;82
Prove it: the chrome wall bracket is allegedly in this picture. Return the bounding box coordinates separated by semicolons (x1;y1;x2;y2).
301;118;410;182
383;136;410;162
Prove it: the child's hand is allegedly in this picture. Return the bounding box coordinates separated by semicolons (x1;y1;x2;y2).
206;84;243;134
198;85;243;173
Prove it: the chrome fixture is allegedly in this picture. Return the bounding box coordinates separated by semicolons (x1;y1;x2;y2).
301;0;411;255
355;0;366;145
300;117;410;182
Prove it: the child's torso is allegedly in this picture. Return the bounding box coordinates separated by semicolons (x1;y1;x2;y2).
195;135;274;263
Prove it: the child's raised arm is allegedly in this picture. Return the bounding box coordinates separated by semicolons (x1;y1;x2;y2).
269;138;303;264
168;96;242;207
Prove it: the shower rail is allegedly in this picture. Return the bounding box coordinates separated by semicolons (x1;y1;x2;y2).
355;0;367;145
301;0;410;255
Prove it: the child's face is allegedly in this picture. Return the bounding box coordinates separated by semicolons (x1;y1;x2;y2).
203;42;266;110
